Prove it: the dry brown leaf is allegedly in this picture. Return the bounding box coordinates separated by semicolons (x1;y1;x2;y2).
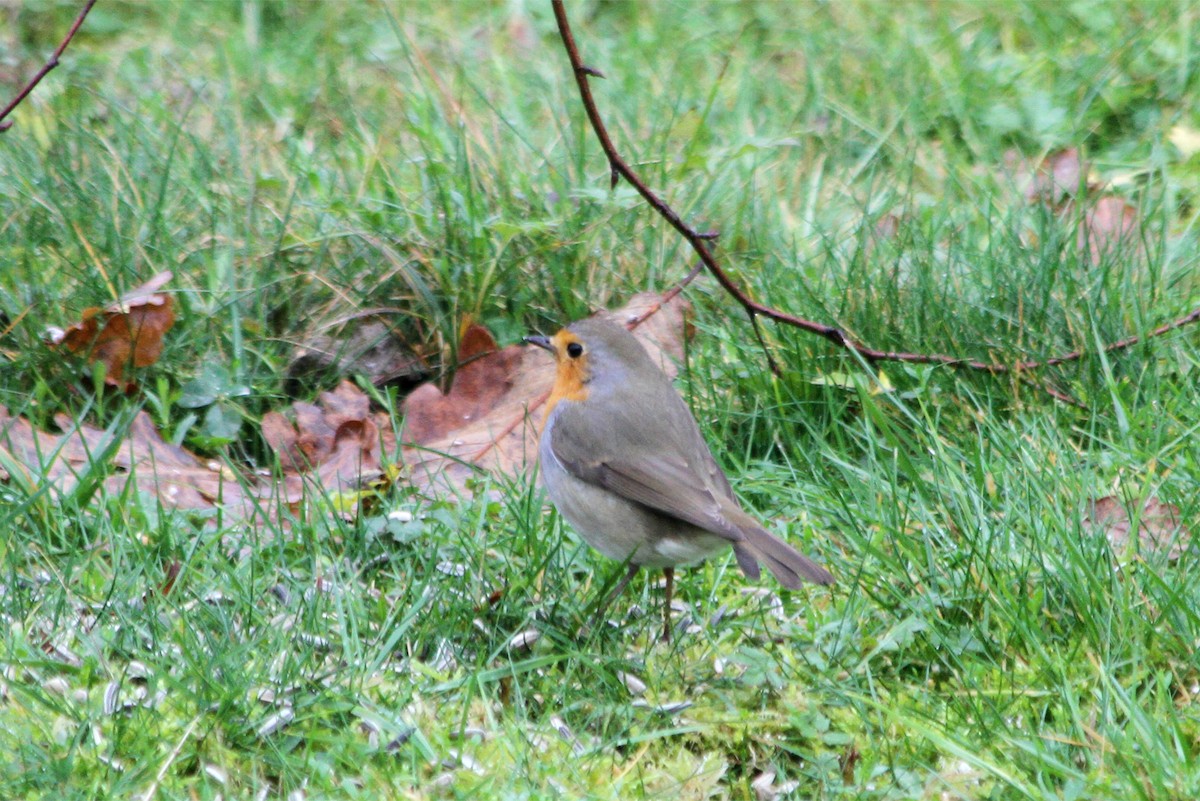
0;404;255;516
873;213;901;242
1084;495;1191;561
54;271;176;389
3;292;690;527
261;408;309;472
402;324;521;445
1079;195;1139;263
1006;149;1142;263
1;382;392;523
400;292;690;496
262;381;391;502
1022;147;1086;205
286;320;428;393
0;405;95;490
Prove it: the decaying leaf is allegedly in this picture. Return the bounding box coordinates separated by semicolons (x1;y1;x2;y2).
263;381;392;503
286;320;428;394
873;212;901;242
1;389;392;524
1084;495;1191;561
3;292;690;526
401;323;521;445
0;404;255;516
1079;195;1139;263
52;271;175;389
1007;148;1142;263
1021;147;1087;205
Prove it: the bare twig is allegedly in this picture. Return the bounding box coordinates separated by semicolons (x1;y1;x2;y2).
1017;375;1085;409
627;260;703;329
0;0;98;133
550;0;1200;386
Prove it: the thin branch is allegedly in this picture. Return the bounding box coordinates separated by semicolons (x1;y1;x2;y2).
0;0;98;133
550;0;1200;384
627;259;704;329
1017;375;1085;409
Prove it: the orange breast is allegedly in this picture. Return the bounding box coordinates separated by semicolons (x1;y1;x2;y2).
543;362;588;427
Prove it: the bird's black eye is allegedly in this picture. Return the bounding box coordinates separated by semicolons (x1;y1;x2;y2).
566;342;584;358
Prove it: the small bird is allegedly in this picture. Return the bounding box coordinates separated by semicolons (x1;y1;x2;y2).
526;317;833;641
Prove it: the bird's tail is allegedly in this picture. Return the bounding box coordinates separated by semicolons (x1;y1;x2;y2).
732;526;834;589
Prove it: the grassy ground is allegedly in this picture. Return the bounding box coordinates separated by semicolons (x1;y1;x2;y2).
2;1;1199;799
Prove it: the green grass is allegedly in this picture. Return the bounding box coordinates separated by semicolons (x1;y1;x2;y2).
2;1;1199;798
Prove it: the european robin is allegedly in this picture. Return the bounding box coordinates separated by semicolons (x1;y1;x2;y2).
526;317;834;641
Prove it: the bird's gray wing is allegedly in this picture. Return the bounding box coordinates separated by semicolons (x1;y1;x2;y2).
548;401;746;543
549;398;834;587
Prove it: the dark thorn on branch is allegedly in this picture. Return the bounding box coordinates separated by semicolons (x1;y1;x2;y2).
550;0;1200;404
696;230;720;241
609;166;620;190
581;65;606;79
750;314;781;377
0;0;98;133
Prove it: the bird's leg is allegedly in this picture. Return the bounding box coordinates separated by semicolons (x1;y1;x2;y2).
586;563;640;636
662;567;675;643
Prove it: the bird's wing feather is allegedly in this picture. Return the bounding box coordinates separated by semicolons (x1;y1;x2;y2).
547;388;835;587
549;401;745;542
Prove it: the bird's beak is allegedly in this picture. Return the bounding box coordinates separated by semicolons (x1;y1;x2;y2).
524;335;553;351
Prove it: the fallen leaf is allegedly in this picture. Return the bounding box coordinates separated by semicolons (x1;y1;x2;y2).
1;384;393;525
840;744;861;784
401;323;521;445
1084;495;1191;561
1079;195;1139;263
873;212;900;241
1005;149;1143;263
261;408;309;472
263;381;392;502
1022;147;1087;205
286;320;428;395
0;404;252;517
160;560;181;597
54;271;175;389
3;292;690;530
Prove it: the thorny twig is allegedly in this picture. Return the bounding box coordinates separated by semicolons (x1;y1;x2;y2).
550;0;1200;395
0;0;97;133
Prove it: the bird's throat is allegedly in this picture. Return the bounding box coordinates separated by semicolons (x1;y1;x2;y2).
544;354;589;427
